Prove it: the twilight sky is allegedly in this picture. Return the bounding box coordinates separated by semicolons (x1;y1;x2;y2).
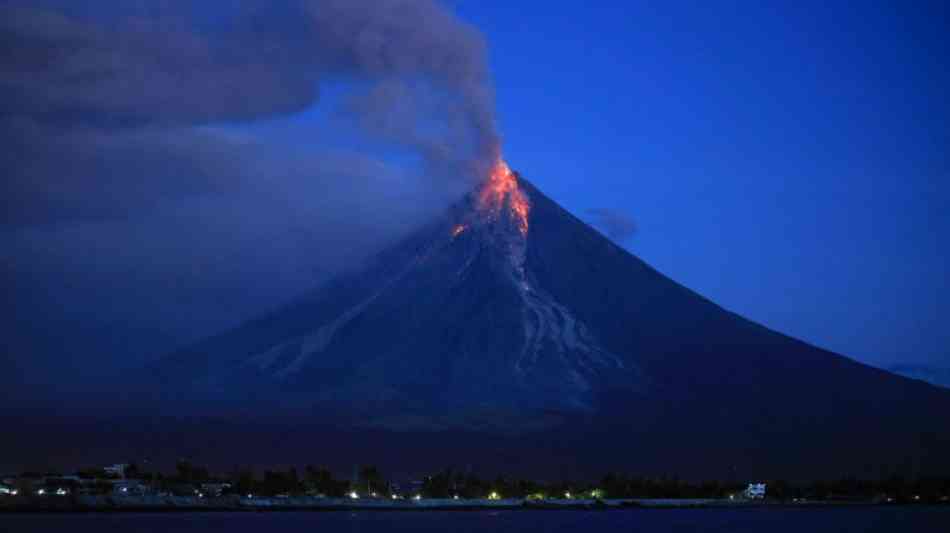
2;0;948;396
459;0;949;384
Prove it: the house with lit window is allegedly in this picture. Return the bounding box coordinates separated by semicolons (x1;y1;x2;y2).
744;483;767;499
104;464;129;478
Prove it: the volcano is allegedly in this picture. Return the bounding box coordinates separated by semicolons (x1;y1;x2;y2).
145;167;950;479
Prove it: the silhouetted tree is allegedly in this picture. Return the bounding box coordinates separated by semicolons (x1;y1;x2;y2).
124;463;141;480
175;460;209;483
358;465;384;495
259;468;302;496
233;469;256;496
304;466;348;497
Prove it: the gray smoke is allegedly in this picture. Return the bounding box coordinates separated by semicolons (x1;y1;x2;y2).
0;0;500;227
307;0;500;171
0;1;503;388
587;208;638;242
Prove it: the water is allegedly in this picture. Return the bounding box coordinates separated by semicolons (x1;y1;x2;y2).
1;507;948;532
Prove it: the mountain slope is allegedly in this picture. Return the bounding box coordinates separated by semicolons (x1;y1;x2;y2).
147;173;950;477
153;175;642;426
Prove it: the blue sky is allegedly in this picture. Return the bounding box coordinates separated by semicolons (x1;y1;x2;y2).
452;0;948;371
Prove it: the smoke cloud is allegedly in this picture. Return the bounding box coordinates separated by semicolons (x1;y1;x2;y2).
308;0;500;170
0;0;499;227
0;1;502;390
587;208;638;242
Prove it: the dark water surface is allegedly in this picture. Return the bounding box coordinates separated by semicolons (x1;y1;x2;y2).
1;507;948;532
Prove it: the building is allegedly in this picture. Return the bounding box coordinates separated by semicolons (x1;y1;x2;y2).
103;464;129;479
113;480;149;496
199;483;232;498
35;475;82;496
744;483;767;499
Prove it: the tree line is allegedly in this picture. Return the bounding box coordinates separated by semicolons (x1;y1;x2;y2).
21;461;950;503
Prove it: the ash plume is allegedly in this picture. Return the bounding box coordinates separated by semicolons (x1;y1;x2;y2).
308;0;500;174
0;1;503;384
0;0;500;228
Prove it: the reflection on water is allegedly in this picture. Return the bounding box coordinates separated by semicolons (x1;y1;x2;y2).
1;507;948;533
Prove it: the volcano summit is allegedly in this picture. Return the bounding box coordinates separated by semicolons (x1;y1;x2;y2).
154;163;640;427
147;168;950;478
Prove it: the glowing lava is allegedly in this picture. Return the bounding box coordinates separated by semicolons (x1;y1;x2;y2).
478;158;530;236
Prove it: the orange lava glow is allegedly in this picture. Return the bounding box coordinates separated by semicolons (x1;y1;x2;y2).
479;158;530;236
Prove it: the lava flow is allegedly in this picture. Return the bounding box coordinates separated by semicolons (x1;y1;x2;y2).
478;158;530;236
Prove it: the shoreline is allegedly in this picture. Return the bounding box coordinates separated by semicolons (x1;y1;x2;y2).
0;497;921;513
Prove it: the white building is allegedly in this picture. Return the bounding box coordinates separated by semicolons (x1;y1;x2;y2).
744;483;767;499
104;464;129;479
199;483;232;497
113;480;148;495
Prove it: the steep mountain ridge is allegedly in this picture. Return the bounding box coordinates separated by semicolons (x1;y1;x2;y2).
143;174;950;477
153;177;643;426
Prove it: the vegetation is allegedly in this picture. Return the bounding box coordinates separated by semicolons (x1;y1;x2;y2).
8;462;950;503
